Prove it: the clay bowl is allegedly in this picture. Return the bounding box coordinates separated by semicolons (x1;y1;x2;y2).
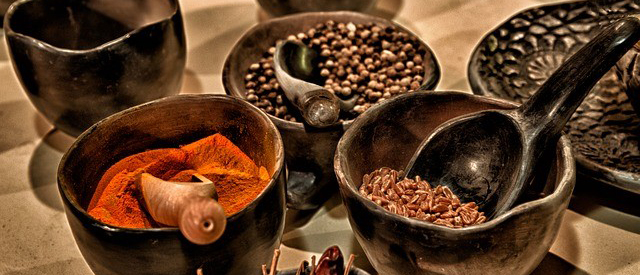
223;11;440;210
4;0;186;137
335;92;575;275
57;95;286;275
256;0;377;17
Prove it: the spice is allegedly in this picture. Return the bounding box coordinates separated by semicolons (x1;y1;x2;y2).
360;167;487;228
88;134;270;228
244;20;429;122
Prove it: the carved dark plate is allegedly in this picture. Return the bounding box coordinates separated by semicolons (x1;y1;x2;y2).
468;0;640;194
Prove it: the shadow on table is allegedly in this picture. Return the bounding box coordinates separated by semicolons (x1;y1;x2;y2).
28;128;75;212
569;174;640;235
531;253;591;275
284;192;346;231
4;258;90;275
0;100;42;154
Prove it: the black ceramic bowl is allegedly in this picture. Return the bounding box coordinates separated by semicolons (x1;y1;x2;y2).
223;11;440;210
256;0;377;17
57;95;286;275
335;92;575;275
5;0;186;137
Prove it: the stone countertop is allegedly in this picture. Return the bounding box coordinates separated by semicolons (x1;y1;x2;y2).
0;0;639;274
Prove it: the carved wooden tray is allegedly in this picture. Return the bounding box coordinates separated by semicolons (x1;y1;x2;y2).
468;0;640;194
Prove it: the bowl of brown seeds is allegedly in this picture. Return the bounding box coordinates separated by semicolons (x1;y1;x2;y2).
334;91;575;275
223;11;440;210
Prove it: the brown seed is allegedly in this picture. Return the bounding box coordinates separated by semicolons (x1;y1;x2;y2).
400;77;411;87
410;81;421;90
413;55;423;64
432;203;449;213
246;94;258;102
387;68;397;77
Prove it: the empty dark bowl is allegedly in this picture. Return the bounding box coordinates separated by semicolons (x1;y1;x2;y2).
335;92;575;275
57;95;286;275
5;0;186;136
223;11;440;210
256;0;377;17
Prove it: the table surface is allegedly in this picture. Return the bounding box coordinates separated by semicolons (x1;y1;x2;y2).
1;0;639;274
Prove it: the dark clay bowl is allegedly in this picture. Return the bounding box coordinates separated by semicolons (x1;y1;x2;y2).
256;0;377;17
223;11;440;210
335;92;575;275
5;0;186;137
57;95;286;275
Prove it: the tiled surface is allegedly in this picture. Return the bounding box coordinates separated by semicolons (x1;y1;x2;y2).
0;0;639;274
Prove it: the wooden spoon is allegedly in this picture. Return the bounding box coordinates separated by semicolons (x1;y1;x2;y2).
136;173;226;245
273;40;342;127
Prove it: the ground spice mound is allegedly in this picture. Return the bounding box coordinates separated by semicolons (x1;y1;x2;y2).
88;133;270;228
360;167;487;228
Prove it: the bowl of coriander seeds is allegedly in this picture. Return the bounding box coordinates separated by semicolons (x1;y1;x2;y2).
223;11;440;210
334;91;576;275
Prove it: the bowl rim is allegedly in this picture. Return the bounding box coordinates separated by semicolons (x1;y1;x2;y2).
3;0;181;54
57;94;286;233
334;91;576;233
222;10;441;131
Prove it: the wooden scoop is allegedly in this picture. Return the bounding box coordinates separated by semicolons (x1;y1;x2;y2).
136;173;227;245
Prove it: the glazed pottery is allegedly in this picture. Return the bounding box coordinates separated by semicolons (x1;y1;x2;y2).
335;92;575;275
5;0;186;136
223;11;440;209
58;95;286;275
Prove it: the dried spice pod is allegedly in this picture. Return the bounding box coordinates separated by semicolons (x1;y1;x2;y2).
137;173;227;245
314;245;344;275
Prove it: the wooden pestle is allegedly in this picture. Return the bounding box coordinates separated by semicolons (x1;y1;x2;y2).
136;173;227;245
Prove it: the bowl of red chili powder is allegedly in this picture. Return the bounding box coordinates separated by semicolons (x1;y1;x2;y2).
57;94;285;275
334;91;576;275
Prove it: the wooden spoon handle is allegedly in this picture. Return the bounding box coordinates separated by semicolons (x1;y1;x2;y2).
137;173;226;245
178;196;226;245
